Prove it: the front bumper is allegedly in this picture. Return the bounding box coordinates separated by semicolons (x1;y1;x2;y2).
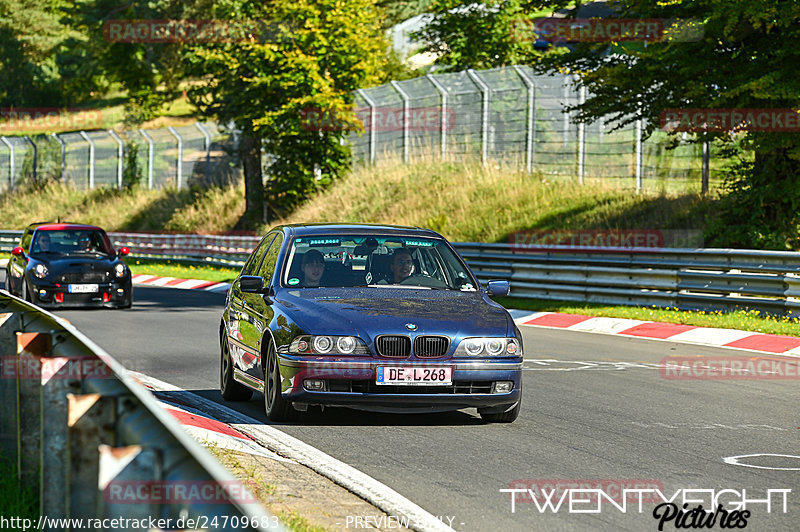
276;354;522;412
29;279;132;308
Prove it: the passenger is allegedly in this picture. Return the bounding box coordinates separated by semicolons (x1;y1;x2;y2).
301;249;326;287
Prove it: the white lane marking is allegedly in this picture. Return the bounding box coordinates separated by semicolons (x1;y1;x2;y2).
523;358;662;371
132;372;455;532
567;317;643;334
723;454;800;470
632;422;788;431
666;327;754;346
131;274;156;284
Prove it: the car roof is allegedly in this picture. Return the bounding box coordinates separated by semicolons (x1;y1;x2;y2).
28;222;105;232
276;223;443;238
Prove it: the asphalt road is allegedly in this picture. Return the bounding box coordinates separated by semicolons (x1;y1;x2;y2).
4;274;799;531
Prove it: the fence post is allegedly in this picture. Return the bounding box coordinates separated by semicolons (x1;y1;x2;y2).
467;69;489;166
390;81;411;164
635;116;643;193
513;66;536;174
138;129;154;189
356;89;377;165
702;140;710;195
563;79;570;148
108;130;124;189
1;137;14;188
51;133;66;180
426;74;448;161
79;131;95;189
168;126;183;189
195;122;211;182
576;84;586;185
23;136;37;182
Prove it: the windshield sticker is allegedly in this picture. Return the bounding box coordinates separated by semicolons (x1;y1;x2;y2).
288;278;300;285
403;239;434;247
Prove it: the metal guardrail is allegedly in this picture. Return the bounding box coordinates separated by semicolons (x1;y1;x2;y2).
3;230;800;314
0;290;281;531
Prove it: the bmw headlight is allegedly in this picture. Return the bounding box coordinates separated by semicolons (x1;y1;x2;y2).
454;337;521;357
114;263;126;278
32;263;49;279
290;335;369;355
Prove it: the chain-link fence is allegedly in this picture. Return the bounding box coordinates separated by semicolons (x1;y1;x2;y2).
350;65;730;193
0;122;229;194
0;66;736;195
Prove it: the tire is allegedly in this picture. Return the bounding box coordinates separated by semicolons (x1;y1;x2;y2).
264;342;297;422
21;279;32;302
220;335;253;401
480;393;521;423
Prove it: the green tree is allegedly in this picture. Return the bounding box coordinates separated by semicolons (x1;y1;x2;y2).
186;0;387;224
527;0;800;249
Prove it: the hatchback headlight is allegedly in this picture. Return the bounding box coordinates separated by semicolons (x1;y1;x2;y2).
454;337;521;357
32;263;49;279
290;335;369;355
114;263;126;278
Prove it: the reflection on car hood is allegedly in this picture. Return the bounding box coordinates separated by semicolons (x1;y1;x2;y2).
276;287;511;339
34;255;114;269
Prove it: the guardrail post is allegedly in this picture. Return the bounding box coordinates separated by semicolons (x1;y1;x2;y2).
195;122;212;182
108;130;124;189
0;311;21;468
467;69;490;166
356;89;377;165
98;445;161;521
51;133;66;180
67;393;118;520
168;126;183;189
702;140;710;195
576;83;586;185
23;136;37;182
79;131;96;189
426;74;449;161
390;81;411;164
1;136;15;188
635;116;643;193
513;66;536;174
139;129;154;189
16;332;49;485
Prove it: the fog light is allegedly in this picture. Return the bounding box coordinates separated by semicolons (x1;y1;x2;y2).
304;379;325;391
491;381;514;394
116;288;124;296
38;289;48;299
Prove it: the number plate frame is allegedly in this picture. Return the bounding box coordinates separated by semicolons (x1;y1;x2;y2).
376;366;453;386
68;284;99;294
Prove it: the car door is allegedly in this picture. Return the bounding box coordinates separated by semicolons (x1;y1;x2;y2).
239;232;284;382
227;233;276;380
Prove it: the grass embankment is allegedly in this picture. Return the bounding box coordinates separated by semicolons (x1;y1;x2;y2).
9;157;795;337
0;457;38;523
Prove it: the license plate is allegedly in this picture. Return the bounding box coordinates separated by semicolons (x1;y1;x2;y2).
376;366;452;385
68;284;99;294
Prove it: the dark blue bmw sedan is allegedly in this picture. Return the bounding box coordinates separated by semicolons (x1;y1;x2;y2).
219;224;523;423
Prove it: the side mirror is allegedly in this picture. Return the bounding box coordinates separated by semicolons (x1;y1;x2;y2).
486;280;510;297
118;246;130;257
240;275;266;294
11;246;24;257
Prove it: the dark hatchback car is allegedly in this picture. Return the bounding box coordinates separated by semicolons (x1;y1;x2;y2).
5;223;133;309
220;224;523;423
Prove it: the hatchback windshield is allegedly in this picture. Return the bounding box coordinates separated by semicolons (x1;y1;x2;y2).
282;235;477;290
31;229;114;256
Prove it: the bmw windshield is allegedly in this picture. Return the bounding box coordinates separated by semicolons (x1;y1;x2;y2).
281;235;478;290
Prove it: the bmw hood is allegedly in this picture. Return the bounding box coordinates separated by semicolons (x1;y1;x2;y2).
277;287;512;340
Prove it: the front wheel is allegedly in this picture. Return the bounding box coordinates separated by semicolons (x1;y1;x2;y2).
21;279;32;302
264;343;297;422
220;335;253;401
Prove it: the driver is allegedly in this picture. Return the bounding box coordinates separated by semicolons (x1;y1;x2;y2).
36;232;51;252
388;248;415;283
301;249;326;287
